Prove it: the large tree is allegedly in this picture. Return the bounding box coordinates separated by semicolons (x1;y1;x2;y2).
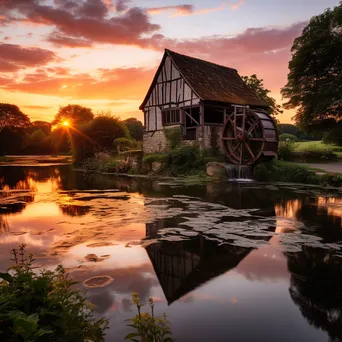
53;104;94;126
242;75;283;117
123;117;144;141
281;2;342;128
0;103;30;130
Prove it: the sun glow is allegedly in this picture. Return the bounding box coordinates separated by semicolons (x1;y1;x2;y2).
62;120;70;127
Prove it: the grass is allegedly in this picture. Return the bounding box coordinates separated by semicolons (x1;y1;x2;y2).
275;160;327;173
294;140;342;158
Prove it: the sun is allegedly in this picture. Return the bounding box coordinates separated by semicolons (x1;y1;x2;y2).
62;120;70;127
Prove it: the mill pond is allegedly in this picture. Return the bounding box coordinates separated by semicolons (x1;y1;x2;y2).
1;163;342;341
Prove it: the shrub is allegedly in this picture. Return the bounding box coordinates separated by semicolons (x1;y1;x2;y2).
165;145;200;175
279;133;298;142
299;147;337;162
323;123;342;146
0;244;108;342
125;293;173;342
253;163;269;181
164;127;182;149
113;137;138;152
143;153;167;165
277;140;295;161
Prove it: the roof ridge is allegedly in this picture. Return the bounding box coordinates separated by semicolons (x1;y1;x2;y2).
165;48;237;73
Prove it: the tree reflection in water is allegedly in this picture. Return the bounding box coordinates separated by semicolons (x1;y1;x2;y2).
287;247;342;342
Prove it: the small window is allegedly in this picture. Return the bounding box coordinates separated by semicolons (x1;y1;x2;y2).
162;109;180;125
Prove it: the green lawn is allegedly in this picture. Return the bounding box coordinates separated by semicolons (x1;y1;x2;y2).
294;140;342;158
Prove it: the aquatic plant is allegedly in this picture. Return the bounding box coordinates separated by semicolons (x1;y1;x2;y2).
125;293;174;342
0;244;108;342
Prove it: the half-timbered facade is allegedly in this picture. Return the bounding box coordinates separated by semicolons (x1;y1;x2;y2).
140;49;270;155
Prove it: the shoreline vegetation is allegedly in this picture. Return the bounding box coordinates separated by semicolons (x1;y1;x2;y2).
0;245;174;342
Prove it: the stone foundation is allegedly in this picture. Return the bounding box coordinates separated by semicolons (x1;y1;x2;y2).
143;130;168;154
143;125;225;154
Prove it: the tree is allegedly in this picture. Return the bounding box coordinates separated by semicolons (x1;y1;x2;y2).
53;104;94;126
281;2;342;128
123;118;144;141
88;115;128;150
0;103;30;130
30;121;51;135
242;75;283;117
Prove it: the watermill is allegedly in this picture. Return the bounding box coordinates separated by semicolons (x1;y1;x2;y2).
221;106;278;165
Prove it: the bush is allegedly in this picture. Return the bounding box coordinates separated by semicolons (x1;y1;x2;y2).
143;153;167;165
323;123;342;146
299;147;337;162
277;140;295;161
0;244;108;342
254;161;342;187
114;137;138;152
164;127;181;149
166;145;200;175
279;133;298;142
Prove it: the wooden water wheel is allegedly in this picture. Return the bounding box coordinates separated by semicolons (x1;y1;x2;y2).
221;107;278;165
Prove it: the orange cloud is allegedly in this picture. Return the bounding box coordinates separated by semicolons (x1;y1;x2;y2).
148;3;226;17
3;67;155;101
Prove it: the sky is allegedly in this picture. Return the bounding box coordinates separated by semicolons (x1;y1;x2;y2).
0;0;339;123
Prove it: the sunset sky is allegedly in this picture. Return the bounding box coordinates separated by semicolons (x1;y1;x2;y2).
0;0;338;123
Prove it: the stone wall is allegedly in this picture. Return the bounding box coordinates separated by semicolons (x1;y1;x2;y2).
143;125;224;154
202;125;224;153
143;130;168;154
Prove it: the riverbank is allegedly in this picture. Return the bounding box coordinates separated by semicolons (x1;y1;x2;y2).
0;155;72;166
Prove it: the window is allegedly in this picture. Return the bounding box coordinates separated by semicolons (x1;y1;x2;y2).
162;109;180;125
204;106;224;124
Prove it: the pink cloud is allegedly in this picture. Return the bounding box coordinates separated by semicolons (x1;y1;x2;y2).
1;1;159;46
232;0;244;11
0;43;58;71
47;33;93;48
147;3;226;17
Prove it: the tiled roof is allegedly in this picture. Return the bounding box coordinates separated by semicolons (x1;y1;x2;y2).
166;49;267;107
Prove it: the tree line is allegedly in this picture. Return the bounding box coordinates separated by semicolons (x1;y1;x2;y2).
0;103;143;159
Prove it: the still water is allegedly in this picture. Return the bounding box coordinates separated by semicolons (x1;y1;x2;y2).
1;165;342;341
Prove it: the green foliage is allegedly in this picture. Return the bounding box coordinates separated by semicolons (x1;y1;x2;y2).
254;161;319;184
0;244;108;342
88;115;129;151
165;145;201;176
297;146;337;162
82;153;131;173
242;74;283;117
125;293;174;342
143;153;167;165
279;133;298;142
123;118;144;141
53;104;94;126
164;127;182;149
114;137;138;152
254;160;342;187
277;140;296;161
323;123;342;145
281;2;342;127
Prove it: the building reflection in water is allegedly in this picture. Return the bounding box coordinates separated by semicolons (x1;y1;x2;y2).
145;182;277;305
145;237;252;304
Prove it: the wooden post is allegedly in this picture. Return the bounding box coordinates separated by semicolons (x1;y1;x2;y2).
200;102;205;150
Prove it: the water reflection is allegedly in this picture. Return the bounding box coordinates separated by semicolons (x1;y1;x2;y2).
287;247;342;342
146;237;252;304
1;165;342;341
